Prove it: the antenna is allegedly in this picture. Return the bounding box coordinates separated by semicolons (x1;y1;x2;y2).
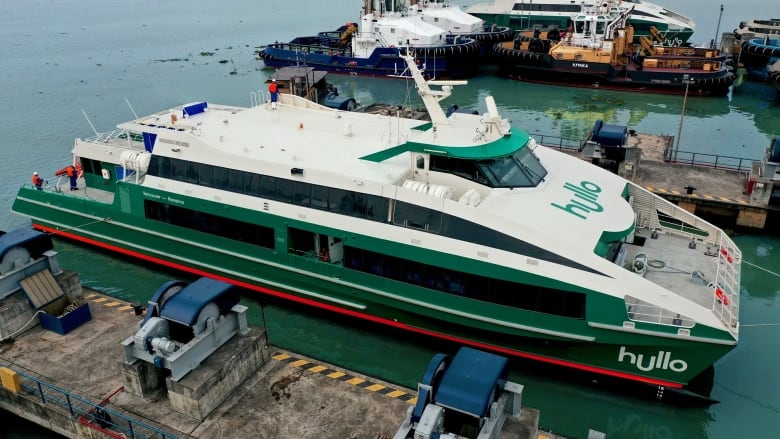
81;109;99;137
125;98;140;121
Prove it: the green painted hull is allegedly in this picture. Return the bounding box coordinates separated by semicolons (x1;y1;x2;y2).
12;183;734;390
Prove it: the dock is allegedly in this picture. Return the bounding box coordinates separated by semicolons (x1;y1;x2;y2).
545;131;778;230
0;268;557;439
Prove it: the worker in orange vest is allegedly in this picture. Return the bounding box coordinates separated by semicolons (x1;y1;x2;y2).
32;172;44;190
268;78;279;110
66;165;78;190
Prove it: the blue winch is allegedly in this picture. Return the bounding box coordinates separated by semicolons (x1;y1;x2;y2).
394;346;524;439
122;277;248;381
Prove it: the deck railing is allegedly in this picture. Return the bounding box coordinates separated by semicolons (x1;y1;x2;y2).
531;133;582;152
628;182;740;335
664;145;757;173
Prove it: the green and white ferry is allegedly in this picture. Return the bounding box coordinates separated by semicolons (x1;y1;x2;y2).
467;0;696;46
12;55;738;401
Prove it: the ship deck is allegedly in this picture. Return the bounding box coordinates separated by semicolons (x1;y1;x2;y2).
619;225;739;331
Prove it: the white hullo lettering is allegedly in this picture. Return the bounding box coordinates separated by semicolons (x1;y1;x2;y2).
617;346;688;372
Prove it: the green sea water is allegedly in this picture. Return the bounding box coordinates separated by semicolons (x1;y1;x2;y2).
1;1;779;438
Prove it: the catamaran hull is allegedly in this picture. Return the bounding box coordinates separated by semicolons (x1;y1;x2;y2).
12;186;735;400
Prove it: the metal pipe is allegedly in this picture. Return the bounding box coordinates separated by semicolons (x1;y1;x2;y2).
714;5;724;49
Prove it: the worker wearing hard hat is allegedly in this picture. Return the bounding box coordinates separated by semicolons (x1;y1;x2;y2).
32;172;44;190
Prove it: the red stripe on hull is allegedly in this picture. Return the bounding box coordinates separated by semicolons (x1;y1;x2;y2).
35;223;683;389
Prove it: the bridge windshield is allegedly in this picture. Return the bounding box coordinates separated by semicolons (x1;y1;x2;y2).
430;147;547;188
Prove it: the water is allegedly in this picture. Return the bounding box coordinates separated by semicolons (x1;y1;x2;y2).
1;1;779;438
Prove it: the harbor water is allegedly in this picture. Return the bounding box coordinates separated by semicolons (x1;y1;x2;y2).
1;1;779;438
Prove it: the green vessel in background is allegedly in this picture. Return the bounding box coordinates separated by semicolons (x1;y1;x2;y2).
12;54;739;404
467;0;696;46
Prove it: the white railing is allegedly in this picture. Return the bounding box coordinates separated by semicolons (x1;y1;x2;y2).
628;182;740;335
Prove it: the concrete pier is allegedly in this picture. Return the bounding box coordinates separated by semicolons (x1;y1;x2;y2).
0;270;554;439
561;132;776;229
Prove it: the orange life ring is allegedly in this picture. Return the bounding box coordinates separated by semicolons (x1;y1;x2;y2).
720;248;733;264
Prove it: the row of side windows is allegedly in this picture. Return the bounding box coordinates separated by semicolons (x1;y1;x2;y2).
512;4;581;13
148;156;388;222
144;199;275;249
345;246;586;319
146;155;583;271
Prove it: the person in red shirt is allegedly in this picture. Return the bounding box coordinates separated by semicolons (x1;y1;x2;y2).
268;79;279;110
32;172;44;190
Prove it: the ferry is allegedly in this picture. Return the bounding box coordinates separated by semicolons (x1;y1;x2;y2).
12;54;739;402
734;18;780;41
467;0;695;46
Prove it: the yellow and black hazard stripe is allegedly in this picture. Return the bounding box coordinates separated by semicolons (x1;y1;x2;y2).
83;292;143;315
645;186;749;205
272;352;418;404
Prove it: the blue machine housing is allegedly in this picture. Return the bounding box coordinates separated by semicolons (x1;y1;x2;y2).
157;278;239;327
0;227;53;265
412;347;509;420
591;119;628;147
434;347;508;418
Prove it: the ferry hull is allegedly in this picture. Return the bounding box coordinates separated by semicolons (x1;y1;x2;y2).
12;186;735;398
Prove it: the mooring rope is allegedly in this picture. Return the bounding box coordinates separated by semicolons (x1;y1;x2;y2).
44;217;112;236
742;259;780;279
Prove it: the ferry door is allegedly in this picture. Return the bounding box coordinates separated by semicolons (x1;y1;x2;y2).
327;236;343;264
315;234;343;265
414;154;430;183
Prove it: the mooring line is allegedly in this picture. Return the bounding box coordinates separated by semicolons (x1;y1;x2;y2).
742;260;780;278
44;217;113;236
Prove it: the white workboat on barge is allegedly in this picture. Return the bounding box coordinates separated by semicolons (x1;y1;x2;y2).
13;55;740;402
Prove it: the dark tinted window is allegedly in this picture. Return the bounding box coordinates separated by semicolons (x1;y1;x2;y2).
343;246;585;319
394;201;442;232
144;199;274;249
260;176;277;199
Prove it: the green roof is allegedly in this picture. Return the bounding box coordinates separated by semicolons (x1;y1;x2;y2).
359;129;531;162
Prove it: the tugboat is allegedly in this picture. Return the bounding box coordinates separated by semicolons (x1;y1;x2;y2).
258;0;482;78
738;35;780;88
492;0;735;96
